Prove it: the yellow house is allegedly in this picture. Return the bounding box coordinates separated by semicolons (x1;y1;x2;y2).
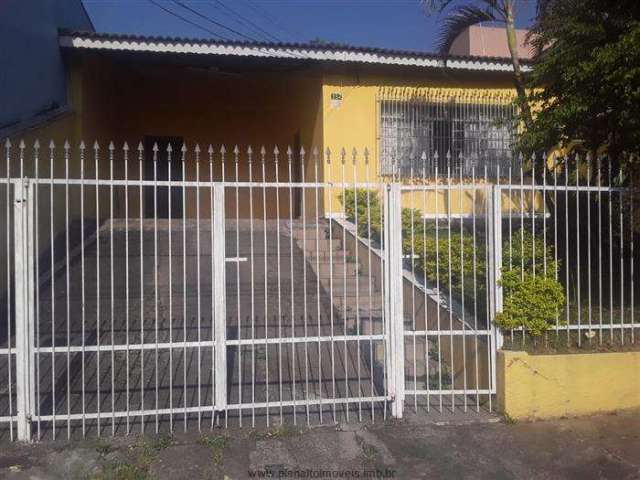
7;30;539;222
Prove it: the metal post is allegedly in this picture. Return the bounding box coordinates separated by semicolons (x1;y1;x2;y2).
385;183;404;418
14;179;35;441
488;186;503;393
213;184;227;412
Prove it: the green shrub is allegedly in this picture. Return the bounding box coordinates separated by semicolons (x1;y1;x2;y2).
504;228;558;276
411;231;485;297
338;188;383;241
496;269;565;336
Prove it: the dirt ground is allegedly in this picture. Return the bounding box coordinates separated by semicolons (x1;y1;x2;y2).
0;409;638;479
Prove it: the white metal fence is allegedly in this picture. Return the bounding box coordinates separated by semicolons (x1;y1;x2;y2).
0;140;637;441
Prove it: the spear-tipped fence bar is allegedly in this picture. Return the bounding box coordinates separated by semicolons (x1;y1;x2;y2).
0;139;636;441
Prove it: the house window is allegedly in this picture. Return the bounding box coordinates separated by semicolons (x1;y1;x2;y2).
379;99;516;177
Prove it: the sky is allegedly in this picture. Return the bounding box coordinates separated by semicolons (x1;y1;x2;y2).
82;0;538;53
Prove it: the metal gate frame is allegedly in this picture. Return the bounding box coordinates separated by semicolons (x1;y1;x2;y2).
9;178;505;440
388;183;505;419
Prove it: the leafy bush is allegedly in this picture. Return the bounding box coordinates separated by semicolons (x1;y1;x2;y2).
338;189;428;245
496;269;565;336
339;189;566;336
504;228;559;276
338;189;382;241
411;231;485;298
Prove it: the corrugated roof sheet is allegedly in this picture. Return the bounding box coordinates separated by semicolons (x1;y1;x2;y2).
59;30;531;73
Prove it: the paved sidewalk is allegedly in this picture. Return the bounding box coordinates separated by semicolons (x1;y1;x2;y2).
0;410;638;479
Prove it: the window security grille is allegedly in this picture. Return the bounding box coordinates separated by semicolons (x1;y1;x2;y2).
379;100;517;178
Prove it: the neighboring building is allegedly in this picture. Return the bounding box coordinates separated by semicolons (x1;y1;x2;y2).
450;25;532;60
0;0;94;135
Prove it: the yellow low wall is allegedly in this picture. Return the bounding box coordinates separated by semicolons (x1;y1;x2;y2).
497;350;640;420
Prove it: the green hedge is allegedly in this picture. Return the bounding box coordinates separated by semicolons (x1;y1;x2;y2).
338;189;566;335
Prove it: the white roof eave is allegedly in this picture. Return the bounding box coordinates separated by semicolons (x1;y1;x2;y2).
59;35;528;73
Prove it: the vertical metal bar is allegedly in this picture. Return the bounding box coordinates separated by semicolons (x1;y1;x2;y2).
520;157;525;347
213;183;227;414
300;147;310;425
33;141;41;440
490;186;503;385
352;148;361;421
80;142;87;437
274;147;283;424
152;143;159;433
586;154;592;342
386;183;404;418
208;145;216;428
458;153;467;412
608;162;614;342
14;178;34;441
124;143;131;433
631;185;635;345
434;153;443;412
287;147;297;425
24;148;35;441
248;146;255;428
93;142;102;435
446;152;454;411
380;154;389;420
508;163;513;343
619;170;625;345
421;153;430;414
180;143;188;432
64;141;71;439
597;155;603;344
365;148;375;421
262;148;271;424
167;143;174;432
181;144;187;431
233;146;242;427
565;158;570;344
108;142;116;435
553;154;560;336
313;148;323;423
49;141;56;439
4;141;13;441
576;155;581;346
326;149;337;422
138;142;145;434
340;148;348;421
195;145;202;431
260;147;270;426
409;155;417;413
531;157;536;277
471;163;479;412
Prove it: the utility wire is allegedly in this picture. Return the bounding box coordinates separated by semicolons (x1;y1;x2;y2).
172;0;261;42
243;0;305;42
208;0;282;43
147;0;227;40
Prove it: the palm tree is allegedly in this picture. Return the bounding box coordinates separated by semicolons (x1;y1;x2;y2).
422;0;534;130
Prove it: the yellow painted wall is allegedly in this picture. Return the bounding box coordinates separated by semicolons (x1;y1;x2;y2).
319;68;540;215
497;350;640;420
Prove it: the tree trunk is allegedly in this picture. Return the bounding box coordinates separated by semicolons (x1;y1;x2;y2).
505;1;533;132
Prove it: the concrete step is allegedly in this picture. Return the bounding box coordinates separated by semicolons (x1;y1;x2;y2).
304;250;354;262
291;225;330;241
313;262;359;278
296;238;341;252
319;275;380;291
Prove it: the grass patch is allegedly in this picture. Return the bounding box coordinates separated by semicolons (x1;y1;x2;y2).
355;434;378;463
502;329;640;354
198;434;229;466
250;424;303;441
91;434;173;480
